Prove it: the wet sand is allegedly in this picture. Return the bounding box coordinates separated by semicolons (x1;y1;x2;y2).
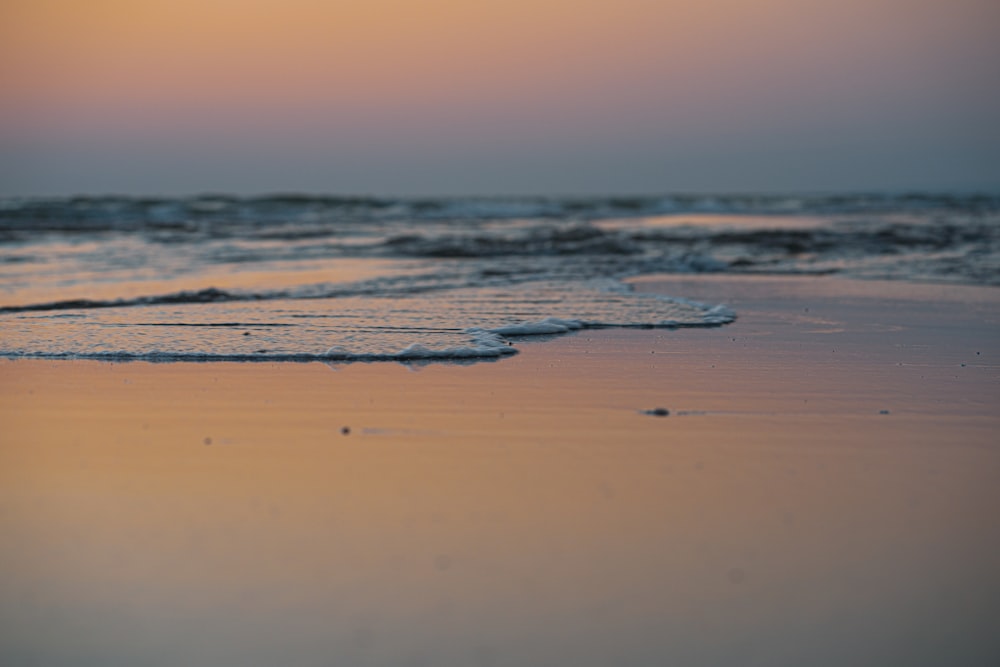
1;276;998;666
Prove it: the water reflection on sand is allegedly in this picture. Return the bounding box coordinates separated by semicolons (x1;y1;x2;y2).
2;277;998;666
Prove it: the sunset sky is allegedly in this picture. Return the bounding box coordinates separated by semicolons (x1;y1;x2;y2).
2;0;998;196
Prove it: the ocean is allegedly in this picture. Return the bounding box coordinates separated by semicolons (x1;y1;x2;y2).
1;193;997;363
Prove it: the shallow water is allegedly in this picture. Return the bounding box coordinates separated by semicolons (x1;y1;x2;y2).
1;193;997;362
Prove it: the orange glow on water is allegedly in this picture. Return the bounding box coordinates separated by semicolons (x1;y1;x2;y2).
2;276;999;663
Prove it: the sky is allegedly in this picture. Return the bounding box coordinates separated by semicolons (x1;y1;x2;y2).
1;0;998;196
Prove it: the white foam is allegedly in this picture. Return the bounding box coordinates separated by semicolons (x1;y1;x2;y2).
485;317;584;336
397;342;511;359
1;278;736;364
659;300;737;326
325;329;516;361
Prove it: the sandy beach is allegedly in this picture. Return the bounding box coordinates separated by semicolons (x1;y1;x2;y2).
2;275;998;666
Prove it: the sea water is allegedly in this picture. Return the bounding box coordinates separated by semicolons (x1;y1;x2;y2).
1;193;996;362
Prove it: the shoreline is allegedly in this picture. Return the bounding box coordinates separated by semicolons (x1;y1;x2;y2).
2;274;998;666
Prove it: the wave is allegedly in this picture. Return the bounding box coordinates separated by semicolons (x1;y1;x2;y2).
0;279;737;364
3;211;997;317
0;287;250;314
3;191;996;286
2;192;997;235
381;223;639;258
0;307;735;364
